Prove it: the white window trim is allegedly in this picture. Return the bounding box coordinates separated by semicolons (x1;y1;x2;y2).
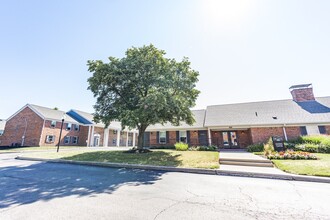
66;123;72;131
159;131;166;144
72;136;78;144
46;135;55;143
64;136;71;144
51;120;56;128
179;130;187;143
74;124;80;131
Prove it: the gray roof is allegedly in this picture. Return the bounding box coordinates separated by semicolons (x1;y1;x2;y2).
29;104;79;124
71;109;129;130
0;120;6;130
146;110;206;131
204;97;330;127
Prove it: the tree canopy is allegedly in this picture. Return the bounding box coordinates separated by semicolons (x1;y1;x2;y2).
87;44;200;149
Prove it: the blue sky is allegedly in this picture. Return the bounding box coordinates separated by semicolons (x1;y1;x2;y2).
1;0;329;119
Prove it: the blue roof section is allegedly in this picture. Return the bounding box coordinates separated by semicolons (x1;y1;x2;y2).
66;110;93;125
296;101;330;114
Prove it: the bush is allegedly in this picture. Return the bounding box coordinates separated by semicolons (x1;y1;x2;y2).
189;145;218;151
175;142;189;151
267;150;317;160
246;144;264;152
294;143;318;153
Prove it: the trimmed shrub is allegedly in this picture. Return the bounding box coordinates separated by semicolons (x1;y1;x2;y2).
294;143;318;153
246;144;264;152
175;142;189;151
189;145;218;151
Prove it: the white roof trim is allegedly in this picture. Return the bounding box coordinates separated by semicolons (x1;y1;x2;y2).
6;104;45;122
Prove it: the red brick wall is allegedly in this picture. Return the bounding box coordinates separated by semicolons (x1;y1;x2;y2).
40;120;87;146
0;107;44;146
108;129;118;146
250;127;284;144
291;88;315;102
326;126;330;135
237;130;252;148
285;127;301;141
211;131;222;147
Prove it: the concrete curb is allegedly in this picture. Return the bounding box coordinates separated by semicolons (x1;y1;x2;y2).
16;156;330;184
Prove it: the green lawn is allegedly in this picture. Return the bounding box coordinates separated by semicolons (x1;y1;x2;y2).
24;149;220;169
0;146;86;153
272;153;330;177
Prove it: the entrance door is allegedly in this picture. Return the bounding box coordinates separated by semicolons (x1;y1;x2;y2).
93;135;100;147
198;130;208;146
222;131;238;148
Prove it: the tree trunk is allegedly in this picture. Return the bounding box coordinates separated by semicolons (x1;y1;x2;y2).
137;125;147;150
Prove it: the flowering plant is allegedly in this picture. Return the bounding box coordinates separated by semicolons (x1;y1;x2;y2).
267;150;317;160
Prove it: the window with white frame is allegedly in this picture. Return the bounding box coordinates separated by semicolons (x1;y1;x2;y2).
0;130;4;136
46;135;55;143
51;120;56;128
64;136;71;144
66;123;72;131
72;136;78;144
74;124;80;131
112;139;116;144
113;130;117;134
159;131;166;144
179;131;187;143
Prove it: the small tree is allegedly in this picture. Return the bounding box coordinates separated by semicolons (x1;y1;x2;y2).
87;44;200;151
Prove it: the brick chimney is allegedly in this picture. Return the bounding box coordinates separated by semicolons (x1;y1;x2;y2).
289;84;315;102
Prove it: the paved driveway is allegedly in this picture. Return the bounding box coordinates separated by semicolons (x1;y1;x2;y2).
1;153;330;220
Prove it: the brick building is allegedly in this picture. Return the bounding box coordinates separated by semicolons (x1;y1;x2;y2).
1;84;329;148
0;105;137;147
145;84;330;148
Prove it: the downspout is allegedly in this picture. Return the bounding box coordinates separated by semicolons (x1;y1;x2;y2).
86;125;91;147
283;125;288;141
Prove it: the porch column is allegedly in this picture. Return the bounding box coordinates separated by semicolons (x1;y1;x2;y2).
103;128;109;147
126;132;129;147
86;125;91;147
90;126;95;147
132;132;136;147
116;130;120;147
208;128;212;146
283;126;288;141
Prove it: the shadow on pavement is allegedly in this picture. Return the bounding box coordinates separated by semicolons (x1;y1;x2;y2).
0;162;164;209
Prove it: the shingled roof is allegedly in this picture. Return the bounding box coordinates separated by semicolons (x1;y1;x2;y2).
146;109;206;131
204;97;330;127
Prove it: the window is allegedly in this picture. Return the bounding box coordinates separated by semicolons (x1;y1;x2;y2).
112;139;117;144
0;130;4;136
319;126;326;134
66;123;72;131
128;140;133;146
51;120;56;128
74;124;80;131
46;135;55;143
128;132;133;137
120;131;124;135
113;130;117;134
72;136;78;144
64;136;70;144
159;131;166;144
179;131;187;143
300;126;308;136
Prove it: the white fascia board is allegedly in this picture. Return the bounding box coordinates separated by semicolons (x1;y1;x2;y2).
6;104;45;122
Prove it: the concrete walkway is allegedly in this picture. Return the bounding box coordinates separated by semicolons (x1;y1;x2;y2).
219;150;288;175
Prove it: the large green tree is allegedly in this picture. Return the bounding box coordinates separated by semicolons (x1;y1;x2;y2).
87;44;200;151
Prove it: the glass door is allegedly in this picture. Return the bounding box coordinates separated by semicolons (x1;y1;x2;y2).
222;131;238;148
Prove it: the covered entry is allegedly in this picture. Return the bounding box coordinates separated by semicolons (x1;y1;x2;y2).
210;129;251;149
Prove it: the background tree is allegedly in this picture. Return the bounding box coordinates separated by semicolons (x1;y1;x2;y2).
87;44;200;151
